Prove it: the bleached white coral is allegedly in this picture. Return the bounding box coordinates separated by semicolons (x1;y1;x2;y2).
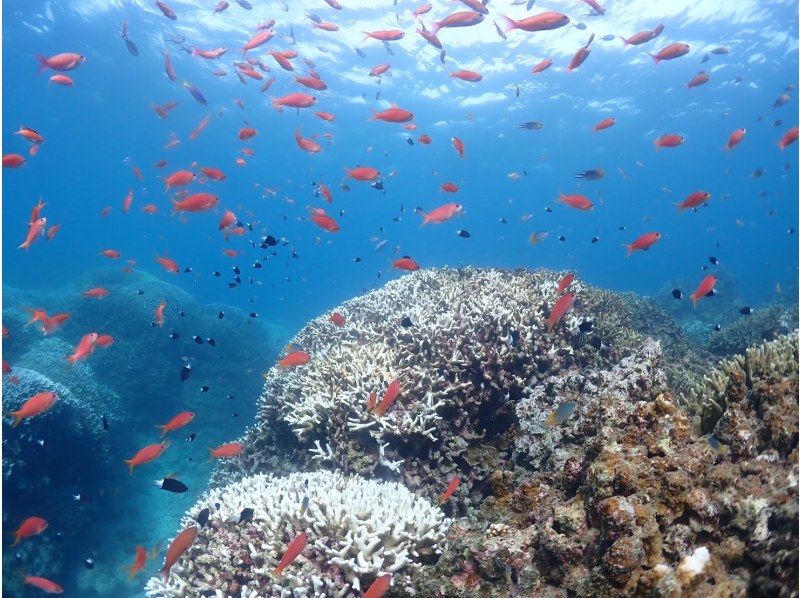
675;546;711;586
145;470;450;598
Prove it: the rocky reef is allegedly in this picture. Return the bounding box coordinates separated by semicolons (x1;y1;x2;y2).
144;268;797;597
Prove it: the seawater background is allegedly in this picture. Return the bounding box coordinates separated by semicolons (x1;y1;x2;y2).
1;0;798;595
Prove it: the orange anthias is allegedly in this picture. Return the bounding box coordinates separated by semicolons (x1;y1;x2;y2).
373;379;401;416
546;293;576;331
157;411;195;437
12;516;48;546
160;527;198;580
273;532;308;577
124;441;169;475
278;351;311;368
9;392;59;427
209;442;245;460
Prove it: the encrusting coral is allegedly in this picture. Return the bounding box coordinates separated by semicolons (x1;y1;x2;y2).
144;470;450;597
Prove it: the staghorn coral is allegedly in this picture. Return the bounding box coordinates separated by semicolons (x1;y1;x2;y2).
414;333;798;597
214;267;705;505
705;304;798;357
679;331;798;434
144;470;450;597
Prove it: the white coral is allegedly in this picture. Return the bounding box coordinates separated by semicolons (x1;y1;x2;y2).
145;471;450;598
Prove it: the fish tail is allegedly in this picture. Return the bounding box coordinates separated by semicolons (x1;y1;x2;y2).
624;244;633;257
66;354;77;365
156;424;168;437
425;20;441;35
419;213;429;227
10;534;21;547
207;448;215;462
620;36;629;46
35;55;49;74
495;14;514;35
9;411;23;428
170;199;180;216
124;459;134;476
647;52;659;63
690;295;698;309
160;566;170;581
545;318;553;332
361;32;371;42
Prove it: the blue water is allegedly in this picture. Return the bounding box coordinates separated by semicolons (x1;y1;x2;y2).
2;0;797;595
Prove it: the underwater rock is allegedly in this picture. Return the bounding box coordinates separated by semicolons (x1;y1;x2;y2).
144;470;450;597
215;267;706;506
414;332;798;597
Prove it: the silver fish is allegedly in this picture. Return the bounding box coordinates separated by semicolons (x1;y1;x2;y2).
305;12;321;23
356;47;366;58
383;41;395;55
183;81;207;105
494;20;507;40
439;49;446;64
600;34;615;41
125;38;139;56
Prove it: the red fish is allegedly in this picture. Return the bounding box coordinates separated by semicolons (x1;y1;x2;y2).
416;27;442;49
67;332;98;364
46;224;60;240
451;136;464;157
496;12;569;35
418;134;432;144
274;532;308;576
295;130;321;153
309;208;339;232
557;273;575;294
427;11;484;35
155;1;177;20
531;58;553;73
330;312;345;326
23;576;63;594
421;203;463;225
649;43;689;63
441;182;459;193
625;232;661;256
9;392;58;427
156;256;179;273
189;115;210;141
316;111;335;121
201;167;226;181
686;71;709;88
164;169;195;191
3;153;26;168
450;70;482;82
655;133;684;149
439;476;461;504
726;128;746;150
191;47;227;59
557;193;593;211
279;351;311;368
95;334;115;348
272;92;315;111
124;441;169;475
154;301;167;327
317;182;333;203
678;191;711;211
42;313;70;335
244;30;274;52
209;442;245;459
12;516;48;546
36;52;85;72
373;379;401;416
142;204;159;214
568;35;594;71
364;574;392;598
157;411;195;436
19;217;47;250
295;75;327;90
160;527;198;580
239;127;258;141
690;275;717;307
346;166;381;181
127;546;148;579
49;74;75;86
372;106;414;123
546;293;575;331
620;27;661;46
83;287;110;299
594;117;616;131
16;126;44;144
164;49;176;81
219;210;236;230
369;63;391;77
779;126;798;150
393;257;420;271
363;29;405;42
172;193;218;213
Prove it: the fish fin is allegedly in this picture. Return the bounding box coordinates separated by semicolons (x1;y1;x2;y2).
207;448;214;462
647;52;659;63
419;213;429;227
424;20;442;35
10;534;20;547
619;36;630;46
624;244;633;257
156;424;167;437
35;55;49;74
9;411;23;428
495;14;515;35
124;459;134;476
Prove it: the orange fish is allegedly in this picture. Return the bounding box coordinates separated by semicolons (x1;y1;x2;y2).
317;182;333;203
441;182;459;193
649;42;689;63
625;232;661;256
279;351;311;368
157;411;195;436
16;126;44;144
42;313;70;335
201;167;226;181
3;153;26;168
19;217;46;250
23;576;63;594
546;293;575;331
450;136;465;158
346;166;381;181
418;134;432;144
363;29;405;42
142;204;159;214
369;63;391;77
678;191;711;211
29;198;46;223
83;287;110;299
372;106;414;123
67;333;98;364
295;129;321;153
393;257;420;271
36;52;85;72
239;127;258;141
420;203;463;225
316;111;335;121
309;208;339;232
594;117;616;132
450;70;482;82
124;441;169;475
690;275;717;308
557;273;575;294
272;93;315;111
156;256;179;273
9;392;58;427
531;58;553;73
219;210;236;230
779;126;798;150
12;516;48;546
209;442;245;459
726;128;746;150
172;193;218;214
95;334;115;348
127;546;148;579
496;11;569;35
557;193;593;211
427;12;484;35
329;312;345;326
373;379;401;416
655;133;684;149
439;475;461;504
273;532;307;576
295;75;327;90
101;249;121;259
159;527;198;580
49;74;74;86
46;224;60;240
122;190;134;213
154;302;167;327
364;574;393;598
164;169;195;191
244;30;274;52
686;71;709;88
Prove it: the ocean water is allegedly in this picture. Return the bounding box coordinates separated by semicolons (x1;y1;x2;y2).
1;0;797;595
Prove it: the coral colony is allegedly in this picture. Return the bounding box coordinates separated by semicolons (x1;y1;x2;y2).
145;268;798;597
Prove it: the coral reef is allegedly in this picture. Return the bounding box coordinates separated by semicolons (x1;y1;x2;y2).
144;471;450;597
414;332;798;597
215;268;706;504
705;304;798;357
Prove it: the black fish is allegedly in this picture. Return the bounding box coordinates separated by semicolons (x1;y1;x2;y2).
558;235;566;241
672;289;683;299
578;320;594;333
253;262;263;269
714;324;722;331
183;267;192;273
591;236;599;243
372;180;384;190
213;271;221;277
250;312;259;318
618;225;626;231
589;336;604;350
193;336;203;344
234;276;242;284
233;266;241;275
181;364;192;382
102;415;109;430
84;558;95;569
227;394;234;400
228;282;238;288
196;507;210;528
406;137;414;146
206;338;216;346
186;433;197;442
155;477;188;493
353;257;362;262
72;493;93;504
237;0;253;8
263;235;278;247
137;289;144;295
218;311;225;319
238;508;254;523
544;206;552;213
517;121;544;130
709;256;719;265
179;310;185;317
200;385;210;392
400;316;413;328
456;229;471;238
574;168;604;180
739;306;752;315
356;47;366;58
125;38;138;56
499;217;508;224
169;332;180;339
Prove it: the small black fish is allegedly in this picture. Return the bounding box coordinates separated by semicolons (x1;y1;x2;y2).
589;336;603;350
218;311;225;319
372;180;384;190
672;289;683;299
227;394;234;400
72;493;93;503
355;47;366;58
400;316;413;328
456;229;471;238
701;265;709;271
238;508;254;523
558;235;566;241
234;276;242;284
714;324;722;331
183;267;192;274
249;312;259;318
341;183;351;192
253;262;263;269
353;257;362;262
102;415;109;430
591;236;599;243
186;433;197;442
709;256;719;265
228;282;238;288
206;338;216;347
233;266;241;275
788;228;796;235
200;385;210;393
125;38;138;56
169;332;180;340
575;22;587;30
179;310;185;317
517;121;543;130
499;217;508;224
213;271;221;277
406;137;414;146
515;85;520;98
155;477;188;493
237;0;253;8
137;289;144;295
181;364;192;382
739;306;752;315
574;168;604;180
263;235;278;247
193;336;203;344
545;206;553;213
618;225;626;231
84;558;95;570
196;507;210;528
578;320;594;333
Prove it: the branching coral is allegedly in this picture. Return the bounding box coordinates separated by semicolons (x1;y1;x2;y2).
144;471;450;597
